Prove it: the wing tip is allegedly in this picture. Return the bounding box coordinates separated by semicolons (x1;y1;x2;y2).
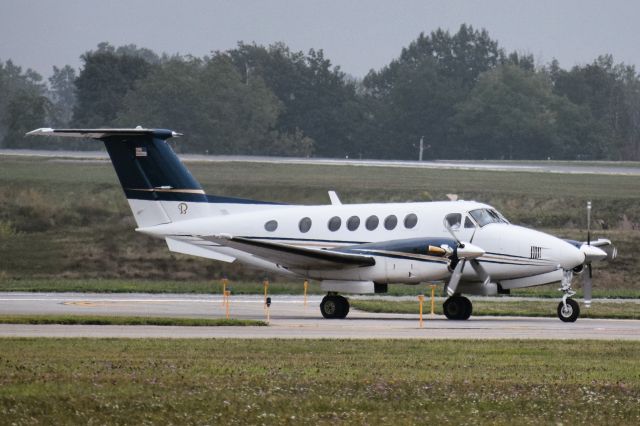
25;128;54;136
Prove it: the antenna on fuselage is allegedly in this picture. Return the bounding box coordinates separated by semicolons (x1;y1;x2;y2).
328;191;342;205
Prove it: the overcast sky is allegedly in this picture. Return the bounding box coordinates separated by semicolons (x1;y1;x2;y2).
1;0;638;79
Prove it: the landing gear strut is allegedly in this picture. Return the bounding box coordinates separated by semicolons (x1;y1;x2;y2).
557;269;580;322
443;296;472;320
320;293;350;319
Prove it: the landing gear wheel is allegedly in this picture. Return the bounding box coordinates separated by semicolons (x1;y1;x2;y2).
338;296;350;318
557;298;580;322
320;295;350;319
443;296;472;320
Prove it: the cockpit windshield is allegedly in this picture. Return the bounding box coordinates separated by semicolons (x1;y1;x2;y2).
469;208;509;227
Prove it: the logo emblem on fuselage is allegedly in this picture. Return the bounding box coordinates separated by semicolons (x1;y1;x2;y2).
178;203;188;215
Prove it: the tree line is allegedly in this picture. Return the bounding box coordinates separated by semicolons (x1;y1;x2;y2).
2;25;639;160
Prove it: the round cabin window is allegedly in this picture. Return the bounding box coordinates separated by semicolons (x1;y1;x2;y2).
384;215;398;230
328;216;341;232
404;213;418;229
299;217;312;233
365;215;379;231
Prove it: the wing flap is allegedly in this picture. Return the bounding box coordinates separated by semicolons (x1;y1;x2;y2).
204;235;375;270
165;237;235;263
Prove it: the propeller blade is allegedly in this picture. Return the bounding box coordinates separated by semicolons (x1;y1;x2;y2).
469;259;491;285
447;260;465;296
583;263;592;308
587;201;592;246
444;222;462;246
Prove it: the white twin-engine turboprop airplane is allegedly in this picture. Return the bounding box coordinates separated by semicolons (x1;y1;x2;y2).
28;128;617;322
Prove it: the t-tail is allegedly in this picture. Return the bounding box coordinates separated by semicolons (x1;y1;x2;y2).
26;128;279;227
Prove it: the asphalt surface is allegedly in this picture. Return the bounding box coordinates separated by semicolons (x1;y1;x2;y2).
2;149;640;176
0;293;638;340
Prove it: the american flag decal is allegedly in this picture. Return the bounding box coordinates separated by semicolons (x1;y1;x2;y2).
135;147;147;157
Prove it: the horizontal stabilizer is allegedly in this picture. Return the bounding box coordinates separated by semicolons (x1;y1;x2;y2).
204;235;375;270
26;128;182;140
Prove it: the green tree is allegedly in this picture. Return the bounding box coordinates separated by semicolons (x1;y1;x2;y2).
0;60;48;147
551;56;640;160
117;55;311;156
48;65;76;126
402;24;503;89
452;64;596;159
361;25;504;159
72;43;153;127
2;91;50;148
227;43;361;157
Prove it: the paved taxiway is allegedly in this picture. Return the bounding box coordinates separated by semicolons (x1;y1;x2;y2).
2;149;640;176
0;293;638;340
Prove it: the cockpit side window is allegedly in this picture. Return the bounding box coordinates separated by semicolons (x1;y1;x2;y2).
464;216;476;228
444;213;462;230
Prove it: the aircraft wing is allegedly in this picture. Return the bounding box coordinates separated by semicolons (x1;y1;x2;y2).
203;235;376;270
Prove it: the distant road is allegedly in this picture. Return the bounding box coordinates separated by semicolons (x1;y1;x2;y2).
2;149;640;176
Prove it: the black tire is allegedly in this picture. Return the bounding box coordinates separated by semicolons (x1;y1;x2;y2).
320;295;349;319
443;296;472;320
320;296;339;319
460;297;472;320
557;298;580;322
337;296;350;319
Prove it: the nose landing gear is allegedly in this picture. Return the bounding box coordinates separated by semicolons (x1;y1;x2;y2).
557;298;580;322
557;269;580;322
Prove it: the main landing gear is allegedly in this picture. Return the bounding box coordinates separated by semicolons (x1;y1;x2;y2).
443;296;472;320
557;269;580;322
320;293;350;319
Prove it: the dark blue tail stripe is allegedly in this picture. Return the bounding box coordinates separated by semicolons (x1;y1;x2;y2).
123;189;283;204
101;130;280;205
103;133;205;202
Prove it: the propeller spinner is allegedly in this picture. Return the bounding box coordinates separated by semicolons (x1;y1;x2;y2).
444;221;490;296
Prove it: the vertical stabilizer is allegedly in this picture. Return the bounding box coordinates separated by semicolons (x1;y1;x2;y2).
101;130;210;226
26;128;211;227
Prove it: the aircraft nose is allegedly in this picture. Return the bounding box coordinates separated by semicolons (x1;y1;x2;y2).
554;241;585;270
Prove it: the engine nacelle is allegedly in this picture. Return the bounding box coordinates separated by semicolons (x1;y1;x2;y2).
321;280;387;294
457;281;498;296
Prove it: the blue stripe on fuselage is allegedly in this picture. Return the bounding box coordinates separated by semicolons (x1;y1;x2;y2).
123;188;284;204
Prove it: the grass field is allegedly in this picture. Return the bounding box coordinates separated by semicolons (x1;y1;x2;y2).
0;156;638;290
0;339;638;424
0;278;322;294
351;299;640;319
